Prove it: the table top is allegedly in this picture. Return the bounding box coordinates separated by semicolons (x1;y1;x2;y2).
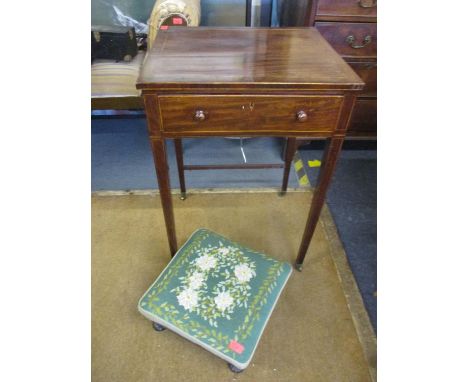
137;27;364;91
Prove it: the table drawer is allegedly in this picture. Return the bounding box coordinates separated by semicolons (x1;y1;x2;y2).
316;22;377;58
349;62;376;97
158;95;344;135
317;0;377;21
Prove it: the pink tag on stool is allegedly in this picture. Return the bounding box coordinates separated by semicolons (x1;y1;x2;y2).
228;340;245;354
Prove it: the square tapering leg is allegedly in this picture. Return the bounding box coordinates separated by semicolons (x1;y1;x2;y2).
174;138;187;200
150;138;178;256
295;137;344;270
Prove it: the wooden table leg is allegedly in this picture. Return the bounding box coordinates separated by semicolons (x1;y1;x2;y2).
150;138;178;256
280;137;297;196
174;138;187;200
295;137;344;270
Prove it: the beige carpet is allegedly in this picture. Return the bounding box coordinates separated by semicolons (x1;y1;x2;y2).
92;191;375;382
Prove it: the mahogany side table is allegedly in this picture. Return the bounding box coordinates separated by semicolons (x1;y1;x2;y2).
136;27;364;270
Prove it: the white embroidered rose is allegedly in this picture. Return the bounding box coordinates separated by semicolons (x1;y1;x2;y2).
195;255;217;271
234;263;255;283
177;289;199;311
214;291;234;311
188;271;204;290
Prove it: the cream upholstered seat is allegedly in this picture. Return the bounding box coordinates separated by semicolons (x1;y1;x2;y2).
91;51;145;98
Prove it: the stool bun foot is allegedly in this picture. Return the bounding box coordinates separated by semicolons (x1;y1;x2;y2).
152;322;166;332
228;363;244;373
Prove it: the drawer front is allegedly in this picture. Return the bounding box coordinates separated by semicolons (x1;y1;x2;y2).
158;95;344;135
317;0;377;21
316;22;377;58
347;98;376;136
349;62;376;97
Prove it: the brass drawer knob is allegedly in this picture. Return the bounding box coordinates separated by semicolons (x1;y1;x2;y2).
194;110;206;121
296;110;308;122
359;0;377;8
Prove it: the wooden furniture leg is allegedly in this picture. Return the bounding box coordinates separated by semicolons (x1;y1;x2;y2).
280;137;297;195
150;138;178;256
295;137;344;271
174;138;187;200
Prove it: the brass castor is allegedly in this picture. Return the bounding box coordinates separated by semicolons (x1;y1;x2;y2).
228;363;243;373
152;322;166;332
180;192;187;200
295;262;303;272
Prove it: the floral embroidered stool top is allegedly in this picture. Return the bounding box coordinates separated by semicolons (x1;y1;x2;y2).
138;229;293;371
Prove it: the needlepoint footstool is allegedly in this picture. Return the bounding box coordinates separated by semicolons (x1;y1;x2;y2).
138;229;292;372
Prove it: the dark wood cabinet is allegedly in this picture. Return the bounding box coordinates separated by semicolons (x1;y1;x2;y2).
307;0;377;138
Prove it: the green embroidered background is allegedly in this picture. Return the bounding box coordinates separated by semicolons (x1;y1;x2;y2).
139;229;292;364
